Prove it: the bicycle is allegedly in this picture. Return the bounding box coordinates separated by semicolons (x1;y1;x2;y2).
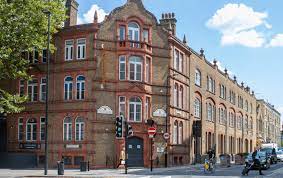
204;158;215;174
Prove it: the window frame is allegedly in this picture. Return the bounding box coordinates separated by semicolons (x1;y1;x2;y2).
40;117;46;141
18;118;24;141
128;97;142;122
119;56;126;81
194;98;201;118
65;39;74;61
77;38;86;60
26;118;37;142
27;78;38;102
195;69;201;86
40;77;47;101
76;75;85;100
64;76;73;100
129;56;142;81
19;79;25;97
75;117;84;141
63;117;72;141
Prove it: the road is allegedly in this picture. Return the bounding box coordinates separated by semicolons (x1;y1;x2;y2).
0;163;283;178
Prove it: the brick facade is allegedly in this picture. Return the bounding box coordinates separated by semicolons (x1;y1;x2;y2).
2;0;281;169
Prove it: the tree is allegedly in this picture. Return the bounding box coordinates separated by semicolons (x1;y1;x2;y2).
0;0;66;114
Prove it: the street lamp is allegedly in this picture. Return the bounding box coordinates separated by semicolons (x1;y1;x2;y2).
44;7;51;176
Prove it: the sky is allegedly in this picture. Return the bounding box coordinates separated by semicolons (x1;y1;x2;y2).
76;0;283;123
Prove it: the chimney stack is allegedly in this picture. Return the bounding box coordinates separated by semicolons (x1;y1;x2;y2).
160;12;177;35
65;0;79;27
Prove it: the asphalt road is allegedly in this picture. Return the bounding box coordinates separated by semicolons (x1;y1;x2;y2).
127;162;283;178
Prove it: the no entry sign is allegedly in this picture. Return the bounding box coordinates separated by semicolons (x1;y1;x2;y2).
148;127;156;137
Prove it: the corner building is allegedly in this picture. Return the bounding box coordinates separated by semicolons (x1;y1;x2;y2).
3;0;262;168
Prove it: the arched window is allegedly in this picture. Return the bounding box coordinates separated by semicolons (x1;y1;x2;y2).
178;122;183;144
174;83;179;107
128;22;140;47
64;76;73;100
245;115;248;129
179;85;184;108
250;103;253;114
75;117;84;141
173;121;178;144
129;56;142;81
76;75;85;100
64;117;72;141
195;69;201;86
129;97;142;122
207;103;213;121
26;118;37;141
194;98;201;118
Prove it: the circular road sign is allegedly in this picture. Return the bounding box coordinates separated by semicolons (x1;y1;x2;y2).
163;133;170;140
148;127;157;136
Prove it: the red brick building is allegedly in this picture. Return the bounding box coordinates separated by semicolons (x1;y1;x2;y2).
3;0;192;168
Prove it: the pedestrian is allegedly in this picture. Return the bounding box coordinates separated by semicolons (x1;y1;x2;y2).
251;149;264;175
117;146;125;168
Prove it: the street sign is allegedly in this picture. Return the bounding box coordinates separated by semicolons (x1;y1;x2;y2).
148;127;156;137
163;133;170;140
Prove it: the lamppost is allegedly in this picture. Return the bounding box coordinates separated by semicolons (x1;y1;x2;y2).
44;5;51;175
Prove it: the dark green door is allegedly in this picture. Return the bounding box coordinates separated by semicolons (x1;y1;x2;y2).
127;137;144;167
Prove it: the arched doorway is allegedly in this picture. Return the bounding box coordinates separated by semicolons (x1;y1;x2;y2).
127;137;144;167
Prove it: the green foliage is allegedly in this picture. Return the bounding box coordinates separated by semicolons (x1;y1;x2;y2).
0;0;66;114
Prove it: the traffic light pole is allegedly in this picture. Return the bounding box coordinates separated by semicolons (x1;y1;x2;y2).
150;137;153;172
124;121;128;174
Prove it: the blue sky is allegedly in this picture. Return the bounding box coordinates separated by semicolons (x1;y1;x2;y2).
76;0;283;121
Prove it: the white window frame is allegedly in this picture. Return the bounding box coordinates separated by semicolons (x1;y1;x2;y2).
195;69;201;86
174;49;179;71
63;117;72;141
194;98;201;118
77;38;86;60
27;79;38;102
65;40;74;61
26;119;37;142
119;25;126;41
207;103;212;121
119;56;126;80
129;97;142;122
42;49;47;63
76;75;85;100
128;22;140;42
40;117;45;141
129;56;142;81
119;96;126;116
75;117;84;141
64;76;73;100
143;29;149;43
40;77;47;101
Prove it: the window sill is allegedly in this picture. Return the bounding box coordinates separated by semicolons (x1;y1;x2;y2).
195;84;201;88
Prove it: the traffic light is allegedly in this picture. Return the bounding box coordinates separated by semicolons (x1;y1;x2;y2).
127;124;133;137
116;116;123;138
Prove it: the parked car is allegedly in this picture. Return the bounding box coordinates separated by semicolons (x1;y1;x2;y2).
245;151;271;170
276;151;283;162
278;147;283;152
260;148;277;164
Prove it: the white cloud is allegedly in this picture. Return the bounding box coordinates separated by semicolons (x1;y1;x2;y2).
77;4;108;24
206;3;270;48
267;34;283;47
221;30;265;48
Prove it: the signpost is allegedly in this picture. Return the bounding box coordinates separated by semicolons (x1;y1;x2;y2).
148;127;156;172
163;133;169;140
